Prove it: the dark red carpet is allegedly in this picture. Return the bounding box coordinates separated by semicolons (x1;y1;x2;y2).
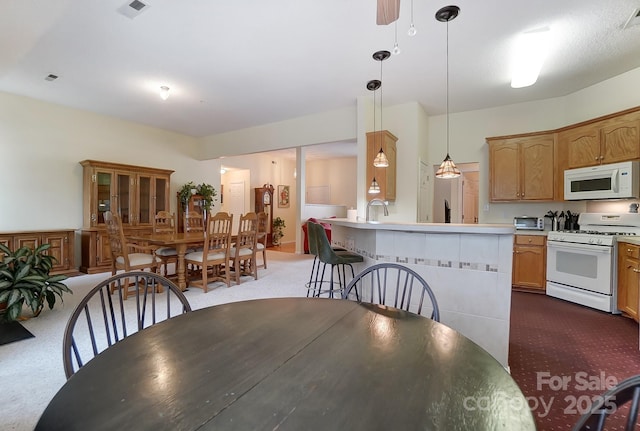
509;291;640;430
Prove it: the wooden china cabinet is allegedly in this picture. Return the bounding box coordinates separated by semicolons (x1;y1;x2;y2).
79;160;173;274
254;184;274;247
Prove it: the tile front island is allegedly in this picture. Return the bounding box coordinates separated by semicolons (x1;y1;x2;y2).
322;218;515;367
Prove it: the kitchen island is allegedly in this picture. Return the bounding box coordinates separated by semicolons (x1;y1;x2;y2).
322;218;515;367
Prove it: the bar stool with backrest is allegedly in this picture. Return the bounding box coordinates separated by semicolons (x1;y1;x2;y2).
306;221;347;297
152;211;178;277
184;212;233;292
308;221;363;298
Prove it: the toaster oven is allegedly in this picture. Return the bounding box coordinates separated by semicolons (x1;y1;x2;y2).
513;216;544;231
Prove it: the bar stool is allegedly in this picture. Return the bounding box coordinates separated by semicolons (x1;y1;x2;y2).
307;222;363;298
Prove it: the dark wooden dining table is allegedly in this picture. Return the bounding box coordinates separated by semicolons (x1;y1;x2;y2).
128;232;204;290
36;298;536;430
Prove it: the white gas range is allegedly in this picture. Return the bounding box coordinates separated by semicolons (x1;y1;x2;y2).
546;213;640;313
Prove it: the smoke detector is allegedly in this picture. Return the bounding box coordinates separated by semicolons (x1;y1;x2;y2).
118;0;151;19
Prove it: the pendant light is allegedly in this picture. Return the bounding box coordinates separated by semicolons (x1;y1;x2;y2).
392;22;401;55
407;0;417;36
372;50;390;168
367;79;382;194
434;5;461;179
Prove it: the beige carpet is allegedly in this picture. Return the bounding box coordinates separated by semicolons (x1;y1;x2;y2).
1;250;314;431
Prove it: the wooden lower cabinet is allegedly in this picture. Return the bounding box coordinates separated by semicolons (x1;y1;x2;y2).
617;242;639;322
0;230;75;276
80;227;152;274
512;234;546;292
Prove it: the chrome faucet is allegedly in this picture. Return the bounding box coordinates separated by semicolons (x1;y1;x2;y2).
366;198;389;222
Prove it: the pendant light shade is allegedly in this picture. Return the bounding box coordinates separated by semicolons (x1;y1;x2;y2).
369;50;390;169
373;148;389;167
368;177;381;194
435;154;461;178
434;5;461;180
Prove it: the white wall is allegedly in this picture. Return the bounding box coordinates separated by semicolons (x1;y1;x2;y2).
0;91;222;234
305;157;356;208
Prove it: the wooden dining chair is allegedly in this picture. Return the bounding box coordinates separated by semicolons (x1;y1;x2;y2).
230;212;258;284
184;212;233;292
184;213;205;233
152;211;178;277
62;271;192;379
103;211;159;299
256;211;268;269
572;374;640;431
342;262;440;321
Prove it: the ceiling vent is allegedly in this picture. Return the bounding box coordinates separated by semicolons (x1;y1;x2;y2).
623;8;640;29
117;0;151;19
44;74;58;81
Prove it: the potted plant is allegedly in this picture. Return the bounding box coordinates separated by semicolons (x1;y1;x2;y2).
0;243;71;322
272;217;286;246
178;182;218;213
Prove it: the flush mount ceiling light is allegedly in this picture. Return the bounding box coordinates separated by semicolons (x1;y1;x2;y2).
434;5;461;180
220;167;227;174
510;27;550;89
159;86;170;100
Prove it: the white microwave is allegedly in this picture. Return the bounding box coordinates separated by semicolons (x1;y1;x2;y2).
564;161;639;200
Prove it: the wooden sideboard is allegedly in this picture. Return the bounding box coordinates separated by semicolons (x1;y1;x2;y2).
0;230;76;276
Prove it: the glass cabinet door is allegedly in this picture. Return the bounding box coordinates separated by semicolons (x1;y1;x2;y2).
155;177;169;214
116;172;133;225
137;174;152;226
95;170;113;225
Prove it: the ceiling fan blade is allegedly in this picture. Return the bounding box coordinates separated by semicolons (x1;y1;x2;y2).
376;0;400;25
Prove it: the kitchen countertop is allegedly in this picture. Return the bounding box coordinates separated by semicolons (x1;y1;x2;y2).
617;236;640;245
322;218;514;235
515;230;549;236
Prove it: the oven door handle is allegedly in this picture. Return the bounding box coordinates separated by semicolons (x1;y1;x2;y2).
547;241;612;254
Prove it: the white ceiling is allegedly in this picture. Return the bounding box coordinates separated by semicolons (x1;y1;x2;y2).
2;1;640;153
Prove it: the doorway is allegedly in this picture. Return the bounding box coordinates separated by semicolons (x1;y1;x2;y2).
432;162;479;223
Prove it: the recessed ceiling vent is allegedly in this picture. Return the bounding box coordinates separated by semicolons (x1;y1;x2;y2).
118;0;151;19
623;8;640;29
45;74;58;81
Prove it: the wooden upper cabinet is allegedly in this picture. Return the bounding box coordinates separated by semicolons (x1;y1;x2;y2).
488;134;555;201
562;124;601;168
80;160;173;228
489;141;519;201
601;117;640;164
366;130;397;201
561;113;640;169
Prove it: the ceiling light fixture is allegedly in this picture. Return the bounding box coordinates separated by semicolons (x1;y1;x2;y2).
220;167;226;174
407;0;417;36
367;78;383;195
392;22;401;55
510;27;550;89
159;86;170;100
372;50;390;168
435;5;461;179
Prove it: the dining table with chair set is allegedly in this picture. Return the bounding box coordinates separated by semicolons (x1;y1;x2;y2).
117;209;266;292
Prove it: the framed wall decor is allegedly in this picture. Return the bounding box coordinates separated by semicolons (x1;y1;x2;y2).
278;185;290;208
